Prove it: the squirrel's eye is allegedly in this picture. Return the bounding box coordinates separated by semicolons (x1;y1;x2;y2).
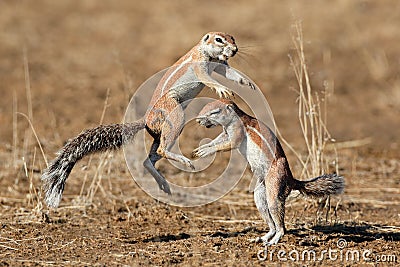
215;37;223;43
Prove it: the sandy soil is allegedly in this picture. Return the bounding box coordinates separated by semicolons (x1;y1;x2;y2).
0;0;399;266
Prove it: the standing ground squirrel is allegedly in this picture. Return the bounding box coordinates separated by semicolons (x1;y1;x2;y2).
41;32;255;208
193;99;344;245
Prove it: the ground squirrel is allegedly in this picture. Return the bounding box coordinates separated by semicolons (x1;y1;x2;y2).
41;32;255;208
193;99;344;245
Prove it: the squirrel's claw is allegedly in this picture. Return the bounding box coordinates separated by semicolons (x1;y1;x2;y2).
239;77;256;90
215;86;234;99
159;180;172;195
192;146;216;158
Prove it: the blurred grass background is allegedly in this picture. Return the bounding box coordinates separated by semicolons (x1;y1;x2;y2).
1;0;399;154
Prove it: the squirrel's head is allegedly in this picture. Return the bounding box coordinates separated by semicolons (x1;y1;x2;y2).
196;99;242;128
200;32;238;61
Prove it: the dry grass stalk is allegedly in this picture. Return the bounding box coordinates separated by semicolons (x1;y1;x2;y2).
20;148;43;222
17;113;48;167
326;137;371;150
28;148;44;217
277;21;341;223
288;22;338;179
23;47;33;123
85;152;114;206
13;90;18;169
11;49;46;221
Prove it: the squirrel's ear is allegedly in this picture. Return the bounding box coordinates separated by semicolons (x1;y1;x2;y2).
202;34;210;42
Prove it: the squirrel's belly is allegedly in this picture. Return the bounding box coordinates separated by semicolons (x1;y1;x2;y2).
240;137;269;176
169;70;205;103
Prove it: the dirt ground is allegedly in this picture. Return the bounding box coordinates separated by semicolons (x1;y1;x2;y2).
1;0;399;266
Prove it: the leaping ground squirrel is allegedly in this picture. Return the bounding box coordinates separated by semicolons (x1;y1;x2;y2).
193;99;344;245
41;32;255;208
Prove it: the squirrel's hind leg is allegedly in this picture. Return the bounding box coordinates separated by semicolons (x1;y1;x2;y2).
143;140;171;194
263;163;290;245
254;179;276;244
156;104;195;170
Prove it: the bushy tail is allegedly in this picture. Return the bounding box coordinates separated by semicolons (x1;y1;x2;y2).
41;119;146;208
294;174;345;198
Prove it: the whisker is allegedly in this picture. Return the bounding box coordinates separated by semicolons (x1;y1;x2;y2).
234;51;262;68
239;41;269;49
234;53;253;68
238;50;255;58
239;47;263;56
238;47;255;54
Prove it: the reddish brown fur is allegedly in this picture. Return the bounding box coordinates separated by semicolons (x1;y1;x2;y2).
194;100;344;245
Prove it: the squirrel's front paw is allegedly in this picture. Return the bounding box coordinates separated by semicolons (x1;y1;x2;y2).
215;86;234;99
192;147;201;158
192;146;216;158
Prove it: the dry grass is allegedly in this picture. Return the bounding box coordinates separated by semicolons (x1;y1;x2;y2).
8;50;46;223
276;21;342;224
12;90;18;170
282;21;338;179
